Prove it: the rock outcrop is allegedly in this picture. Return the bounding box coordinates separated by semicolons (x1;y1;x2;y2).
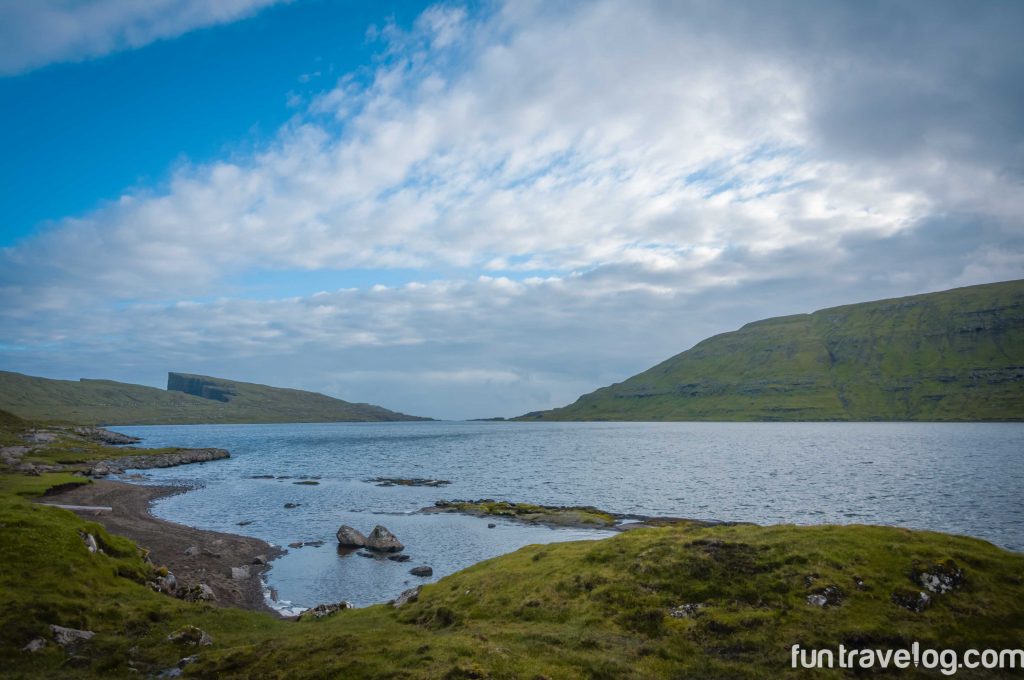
296;601;353;621
89;448;229;476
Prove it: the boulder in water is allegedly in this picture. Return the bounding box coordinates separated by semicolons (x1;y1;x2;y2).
365;525;404;552
336;525;367;548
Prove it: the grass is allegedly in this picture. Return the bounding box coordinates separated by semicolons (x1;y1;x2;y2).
0;371;427;425
523;279;1024;421
2;415;1023;678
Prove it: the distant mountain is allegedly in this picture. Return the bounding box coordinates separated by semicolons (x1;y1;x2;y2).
0;371;428;425
520;280;1024;421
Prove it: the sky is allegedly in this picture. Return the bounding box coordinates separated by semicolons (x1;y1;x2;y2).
0;0;1022;420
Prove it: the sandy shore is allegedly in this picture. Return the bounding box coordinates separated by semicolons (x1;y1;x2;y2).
39;479;284;614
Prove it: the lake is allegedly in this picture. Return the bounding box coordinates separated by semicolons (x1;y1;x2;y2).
114;421;1024;612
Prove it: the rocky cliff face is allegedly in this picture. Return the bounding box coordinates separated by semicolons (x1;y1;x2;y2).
166;373;237;402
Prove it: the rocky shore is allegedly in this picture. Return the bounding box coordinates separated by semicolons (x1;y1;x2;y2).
87;447;229;477
424;498;737;531
39;480;282;613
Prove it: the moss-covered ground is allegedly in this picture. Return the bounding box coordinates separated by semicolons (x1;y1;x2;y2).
2;410;1023;678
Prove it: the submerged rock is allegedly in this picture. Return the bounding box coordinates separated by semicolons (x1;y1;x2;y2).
369;477;451;487
365;525;404;552
388;554;411;563
336;525;367;547
283;502;300;509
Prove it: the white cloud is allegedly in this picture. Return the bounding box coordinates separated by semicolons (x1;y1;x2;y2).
0;0;286;75
1;0;1022;418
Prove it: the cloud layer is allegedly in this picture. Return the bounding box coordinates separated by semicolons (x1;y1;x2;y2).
0;0;285;75
2;0;1022;418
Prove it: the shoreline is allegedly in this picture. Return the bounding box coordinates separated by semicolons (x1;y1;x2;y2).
39;479;284;615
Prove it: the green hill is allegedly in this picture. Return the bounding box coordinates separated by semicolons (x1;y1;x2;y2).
0;371;427;425
521;279;1024;421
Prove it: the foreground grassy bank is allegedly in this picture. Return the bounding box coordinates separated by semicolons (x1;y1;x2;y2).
2;412;1023;678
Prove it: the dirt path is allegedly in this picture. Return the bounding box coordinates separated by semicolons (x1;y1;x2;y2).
40;480;283;614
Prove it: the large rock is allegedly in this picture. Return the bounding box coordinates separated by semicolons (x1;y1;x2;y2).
336;525;367;548
365;525;403;552
410;566;433;577
49;625;94;648
167;625;213;647
230;565;251;580
179;584;216;602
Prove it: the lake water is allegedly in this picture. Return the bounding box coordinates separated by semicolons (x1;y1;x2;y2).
114;421;1024;612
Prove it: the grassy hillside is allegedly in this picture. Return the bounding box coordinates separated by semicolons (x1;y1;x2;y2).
523;279;1024;421
2;417;1022;677
0;371;426;425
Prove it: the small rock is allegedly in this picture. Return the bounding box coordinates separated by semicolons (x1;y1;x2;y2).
305;540;325;547
913;559;965;594
156;572;178;595
284;503;300;509
184;546;200;557
387;554;411;563
852;575;868;591
668;603;704;619
891;588;931;612
236;520;253;526
296;601;353;621
49;625;95;648
806;585;844;608
230;566;251;580
167;625;212;647
410;566;433;577
288;542;304;549
487;523;496;529
79;531;99;553
179;584;216;602
336;525;367;548
365;525;404;552
393;586;421;608
22;638;47;652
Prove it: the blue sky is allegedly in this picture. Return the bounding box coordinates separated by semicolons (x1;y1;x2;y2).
0;0;434;245
0;0;1022;419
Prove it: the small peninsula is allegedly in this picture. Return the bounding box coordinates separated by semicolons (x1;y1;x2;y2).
0;371;428;425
